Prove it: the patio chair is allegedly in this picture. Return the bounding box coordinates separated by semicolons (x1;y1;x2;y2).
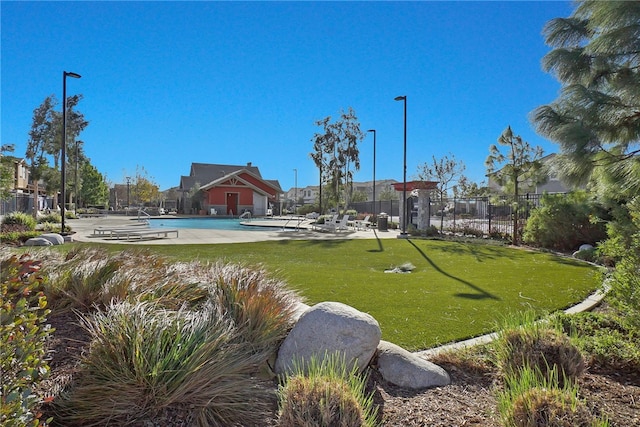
334;215;350;232
313;214;339;232
354;215;371;231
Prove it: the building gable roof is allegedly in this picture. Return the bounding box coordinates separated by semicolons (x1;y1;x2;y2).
200;168;281;196
180;162;281;196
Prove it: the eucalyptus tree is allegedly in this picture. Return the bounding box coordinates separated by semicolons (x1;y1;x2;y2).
26;95;89;212
416;153;466;232
531;0;640;198
310;107;364;213
26;96;57;215
486;126;544;244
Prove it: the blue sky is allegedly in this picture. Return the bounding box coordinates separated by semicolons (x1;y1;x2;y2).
2;1;573;192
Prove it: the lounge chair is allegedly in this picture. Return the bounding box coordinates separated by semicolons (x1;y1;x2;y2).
334;215;350;231
313;214;338;232
354;215;371;231
317;214;349;232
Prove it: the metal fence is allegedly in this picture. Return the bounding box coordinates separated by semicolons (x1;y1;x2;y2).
0;193;56;217
353;193;553;239
417;193;548;239
1;193;34;216
350;200;399;217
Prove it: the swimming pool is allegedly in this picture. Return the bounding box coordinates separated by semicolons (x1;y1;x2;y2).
148;218;280;231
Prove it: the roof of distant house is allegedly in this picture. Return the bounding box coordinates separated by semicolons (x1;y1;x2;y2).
179;162;281;193
392;181;438;191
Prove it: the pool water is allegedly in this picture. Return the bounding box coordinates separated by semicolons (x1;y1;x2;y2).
148;218;277;231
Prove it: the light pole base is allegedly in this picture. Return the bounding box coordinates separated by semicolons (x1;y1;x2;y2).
397;233;409;239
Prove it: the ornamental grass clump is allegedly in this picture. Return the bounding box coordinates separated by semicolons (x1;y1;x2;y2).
52;301;275;426
1;211;37;232
495;312;585;387
498;366;608;427
277;353;378;427
202;261;301;354
42;250;301;425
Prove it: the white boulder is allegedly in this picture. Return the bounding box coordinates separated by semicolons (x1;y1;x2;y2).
275;301;381;375
24;237;53;246
376;340;450;389
39;233;64;245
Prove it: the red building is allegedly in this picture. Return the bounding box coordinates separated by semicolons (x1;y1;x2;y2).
179;162;282;216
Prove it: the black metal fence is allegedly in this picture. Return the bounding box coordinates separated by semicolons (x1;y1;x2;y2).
418;193;547;239
353;193;553;239
351;200;399;217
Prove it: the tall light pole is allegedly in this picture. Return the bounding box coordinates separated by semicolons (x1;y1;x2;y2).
74;140;81;214
61;71;81;233
318;162;322;215
394;95;407;237
293;168;298;214
126;176;131;208
366;129;376;218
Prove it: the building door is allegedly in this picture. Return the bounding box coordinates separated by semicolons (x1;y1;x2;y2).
226;193;238;215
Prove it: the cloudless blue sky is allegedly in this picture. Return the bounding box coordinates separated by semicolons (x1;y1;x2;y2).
2;1;573;192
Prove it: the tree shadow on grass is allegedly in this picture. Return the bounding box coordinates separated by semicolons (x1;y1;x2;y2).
407;240;501;301
426;239;511;263
367;230;384;253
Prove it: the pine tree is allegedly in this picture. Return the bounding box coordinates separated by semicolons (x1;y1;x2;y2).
531;1;640;197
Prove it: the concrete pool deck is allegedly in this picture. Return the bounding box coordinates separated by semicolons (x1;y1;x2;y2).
67;215;402;245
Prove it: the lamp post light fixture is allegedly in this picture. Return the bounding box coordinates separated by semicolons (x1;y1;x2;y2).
366;129;376;218
126;176;131;209
293;168;298;214
74;140;81;214
394;95;408;237
61;71;81;233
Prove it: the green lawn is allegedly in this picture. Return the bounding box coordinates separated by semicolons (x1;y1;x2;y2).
75;238;600;351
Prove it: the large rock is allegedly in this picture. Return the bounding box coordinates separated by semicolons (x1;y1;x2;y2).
376;340;450;389
40;233;64;245
291;302;311;321
275;301;381;375
24;237;53;246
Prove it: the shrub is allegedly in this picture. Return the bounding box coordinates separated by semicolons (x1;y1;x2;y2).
573;247;597;263
52;301;275;426
37;213;61;224
277;353;378;427
1;211;37;232
0;255;53;427
0;231;41;245
407;224;420;236
495;312;585;387
552;311;640;372
424;225;440;237
523;192;608;252
447;224;484;238
498;366;606;427
606;199;640;331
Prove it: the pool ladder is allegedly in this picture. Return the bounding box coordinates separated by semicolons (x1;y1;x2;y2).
282;215;304;231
